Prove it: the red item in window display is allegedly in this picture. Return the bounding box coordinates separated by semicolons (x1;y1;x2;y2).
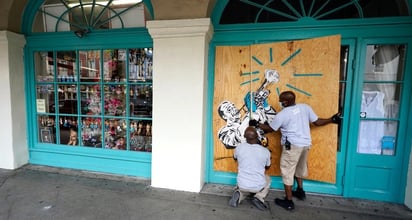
105;97;123;115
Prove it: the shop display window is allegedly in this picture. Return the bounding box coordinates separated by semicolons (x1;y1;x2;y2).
34;48;152;152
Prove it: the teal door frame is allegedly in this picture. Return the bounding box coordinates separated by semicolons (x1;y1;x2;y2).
343;37;412;203
206;17;412;202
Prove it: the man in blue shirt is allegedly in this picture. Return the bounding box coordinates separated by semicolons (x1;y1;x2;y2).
254;91;340;211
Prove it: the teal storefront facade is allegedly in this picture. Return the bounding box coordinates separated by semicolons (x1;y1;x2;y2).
206;1;412;204
22;0;155;178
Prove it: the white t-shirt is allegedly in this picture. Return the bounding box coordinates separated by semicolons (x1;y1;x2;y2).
269;103;318;147
357;91;385;154
234;143;271;191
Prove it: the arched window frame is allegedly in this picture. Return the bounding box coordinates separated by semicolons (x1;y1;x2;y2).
22;0;154;35
212;0;412;28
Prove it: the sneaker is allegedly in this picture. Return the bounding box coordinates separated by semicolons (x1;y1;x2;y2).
251;197;267;211
275;198;294;211
229;191;240;207
292;188;306;200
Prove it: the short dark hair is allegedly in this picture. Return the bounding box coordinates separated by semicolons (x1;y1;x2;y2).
279;91;295;103
244;126;258;141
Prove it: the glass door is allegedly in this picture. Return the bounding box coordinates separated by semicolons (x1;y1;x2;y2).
345;41;409;202
357;44;404;156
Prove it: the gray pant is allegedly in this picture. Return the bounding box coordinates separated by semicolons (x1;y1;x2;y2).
236;175;271;203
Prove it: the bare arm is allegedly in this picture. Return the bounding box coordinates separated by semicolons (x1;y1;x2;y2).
313;113;341;126
249;119;274;133
257;123;274;133
312;117;333;126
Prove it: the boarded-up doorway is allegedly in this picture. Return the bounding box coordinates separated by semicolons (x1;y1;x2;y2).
213;35;341;183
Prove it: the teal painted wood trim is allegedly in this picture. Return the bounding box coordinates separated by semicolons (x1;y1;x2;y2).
205;42;216;183
21;0;41;34
209;170;342;195
24;46;36;149
213;20;412;44
210;0;228;26
31;144;152;161
208;171;237;185
336;38;357;196
396;42;412;203
144;0;154;20
21;0;154;35
26;29;152;49
29;149;151;178
29;143;152;178
342;36;371;199
404;88;412;203
215;18;412;33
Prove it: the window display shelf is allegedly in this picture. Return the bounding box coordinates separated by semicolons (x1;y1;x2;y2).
34;48;153;152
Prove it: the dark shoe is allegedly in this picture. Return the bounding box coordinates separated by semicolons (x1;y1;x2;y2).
251;197;267;211
229;191;240;207
292;188;306;200
275;198;294;211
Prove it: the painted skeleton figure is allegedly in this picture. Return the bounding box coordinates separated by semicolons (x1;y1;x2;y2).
217;69;279;149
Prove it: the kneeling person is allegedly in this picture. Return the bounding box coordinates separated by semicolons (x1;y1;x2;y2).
229;126;271;211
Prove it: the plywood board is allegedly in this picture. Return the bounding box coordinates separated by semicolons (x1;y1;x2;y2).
213;35;341;183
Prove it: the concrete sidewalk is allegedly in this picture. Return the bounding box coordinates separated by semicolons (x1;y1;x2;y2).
1;165;411;220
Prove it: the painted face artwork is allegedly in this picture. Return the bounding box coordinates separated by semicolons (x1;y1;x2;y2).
218;101;241;122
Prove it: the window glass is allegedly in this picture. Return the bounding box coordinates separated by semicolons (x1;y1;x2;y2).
80;50;100;82
34;48;153;152
57;85;78;114
103;119;127;150
35;0;146;33
129;48;153;81
35;51;54;82
38;115;56;143
60;116;79;145
130;84;152;117
80;85;101;115
104;85;127;116
357;44;405;155
82;117;102;148
56;51;76;81
104;49;126;82
130;119;152;152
